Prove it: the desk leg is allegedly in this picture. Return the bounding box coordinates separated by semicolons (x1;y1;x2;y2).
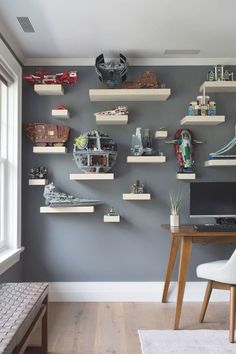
174;237;192;330
162;236;180;303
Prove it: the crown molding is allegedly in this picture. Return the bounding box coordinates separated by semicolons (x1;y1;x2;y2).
24;57;236;67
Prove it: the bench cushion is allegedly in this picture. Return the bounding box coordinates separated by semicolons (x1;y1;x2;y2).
0;283;48;354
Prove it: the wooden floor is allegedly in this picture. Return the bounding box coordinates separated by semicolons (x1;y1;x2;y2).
28;302;229;354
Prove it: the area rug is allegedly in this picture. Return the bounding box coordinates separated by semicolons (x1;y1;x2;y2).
138;330;235;354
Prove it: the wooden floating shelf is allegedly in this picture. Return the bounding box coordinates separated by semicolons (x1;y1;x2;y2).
29;179;48;186
205;159;236;167
52;109;70;119
155;130;168;139
70;173;114;180
176;173;196;180
103;215;120;223
127;156;166;163
34;84;64;95
89;88;171;102
122;193;151;200
96;114;128;125
200;81;236;93
180;115;225;126
40;206;94;213
33;146;67;154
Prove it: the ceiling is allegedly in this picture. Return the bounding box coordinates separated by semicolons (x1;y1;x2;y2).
0;0;236;63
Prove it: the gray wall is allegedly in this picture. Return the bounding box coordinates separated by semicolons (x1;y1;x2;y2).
21;66;236;282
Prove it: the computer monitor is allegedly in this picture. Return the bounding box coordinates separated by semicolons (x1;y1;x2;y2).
190;182;236;218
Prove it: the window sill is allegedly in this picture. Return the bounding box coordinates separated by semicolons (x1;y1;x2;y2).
0;247;24;275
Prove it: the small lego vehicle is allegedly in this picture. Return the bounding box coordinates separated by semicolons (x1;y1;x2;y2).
23;70;78;85
24;123;70;146
94;106;128;117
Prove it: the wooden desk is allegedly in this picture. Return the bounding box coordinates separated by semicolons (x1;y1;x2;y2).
161;224;236;329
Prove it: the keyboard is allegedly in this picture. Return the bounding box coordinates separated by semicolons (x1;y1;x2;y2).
194;224;236;232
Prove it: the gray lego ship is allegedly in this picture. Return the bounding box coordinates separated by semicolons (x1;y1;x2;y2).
43;183;101;207
73;130;117;173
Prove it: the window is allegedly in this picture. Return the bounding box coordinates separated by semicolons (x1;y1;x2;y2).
0;38;23;274
0;80;7;249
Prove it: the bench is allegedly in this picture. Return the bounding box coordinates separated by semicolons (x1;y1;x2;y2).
0;283;48;354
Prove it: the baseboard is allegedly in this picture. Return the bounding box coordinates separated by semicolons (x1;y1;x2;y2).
48;282;229;302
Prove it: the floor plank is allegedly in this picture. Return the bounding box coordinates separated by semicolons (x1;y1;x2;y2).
27;302;229;354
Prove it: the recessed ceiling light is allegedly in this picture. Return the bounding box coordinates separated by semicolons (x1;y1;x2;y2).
17;17;35;33
164;49;200;55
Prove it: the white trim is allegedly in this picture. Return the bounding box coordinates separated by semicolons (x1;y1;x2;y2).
48;282;229;302
0;19;25;64
24;57;236;66
0;37;22;273
0;247;24;275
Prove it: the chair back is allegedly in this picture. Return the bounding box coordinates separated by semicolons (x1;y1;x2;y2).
227;249;236;267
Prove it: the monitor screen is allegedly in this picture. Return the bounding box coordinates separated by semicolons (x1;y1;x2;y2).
190;182;236;218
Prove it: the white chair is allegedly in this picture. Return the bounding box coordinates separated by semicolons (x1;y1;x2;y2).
196;249;236;343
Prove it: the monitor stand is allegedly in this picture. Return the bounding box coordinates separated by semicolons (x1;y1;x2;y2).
215;217;236;225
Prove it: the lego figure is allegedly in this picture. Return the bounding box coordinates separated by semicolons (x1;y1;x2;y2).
106;207;118;216
24;123;70;147
29;167;48;179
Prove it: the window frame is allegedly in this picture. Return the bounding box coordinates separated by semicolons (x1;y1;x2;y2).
0;38;23;275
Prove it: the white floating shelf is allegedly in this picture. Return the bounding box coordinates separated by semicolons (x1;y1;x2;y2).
200;81;236;93
52;109;70;119
155;130;168;139
127;156;166;163
70;173;114;180
181;115;225;126
103;215;120;223
176;173;196;180
33;146;67;154
34;84;64;95
96;114;128;125
205;159;236;167
40;206;94;213
122;193;151;200
29;179;48;186
89;89;171;102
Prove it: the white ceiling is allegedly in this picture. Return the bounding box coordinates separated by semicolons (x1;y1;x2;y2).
0;0;236;63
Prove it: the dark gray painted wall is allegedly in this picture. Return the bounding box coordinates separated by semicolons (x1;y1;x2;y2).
21;66;236;282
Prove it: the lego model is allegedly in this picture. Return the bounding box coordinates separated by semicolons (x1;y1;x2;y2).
94;106;128;118
29;167;48;179
166;129;202;173
122;71;160;89
73;130;117;173
23;70;78;85
95;53;128;88
130;180;145;194
208;127;236;160
43;183;101;207
207;65;234;81
187;95;216;116
131;128;154;156
24;123;70;146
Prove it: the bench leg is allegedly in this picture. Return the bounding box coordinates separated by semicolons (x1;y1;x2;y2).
42;295;48;353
